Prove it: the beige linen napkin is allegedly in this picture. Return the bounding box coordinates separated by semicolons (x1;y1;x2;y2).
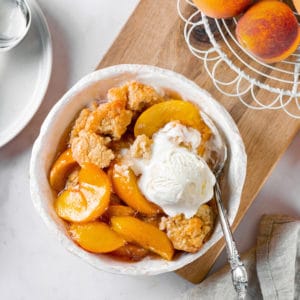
183;215;300;300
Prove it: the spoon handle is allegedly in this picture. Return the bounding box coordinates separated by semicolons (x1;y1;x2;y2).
214;181;248;299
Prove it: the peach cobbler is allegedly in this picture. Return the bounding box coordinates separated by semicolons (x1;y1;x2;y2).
49;81;218;261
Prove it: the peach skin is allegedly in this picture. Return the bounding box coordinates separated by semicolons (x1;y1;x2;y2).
134;100;211;154
111;216;174;260
193;0;252;19
106;205;136;218
49;148;78;192
236;1;300;63
69;222;126;253
111;244;149;261
111;164;162;216
54;163;111;223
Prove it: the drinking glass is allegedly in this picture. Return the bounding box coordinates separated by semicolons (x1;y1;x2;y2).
0;0;31;51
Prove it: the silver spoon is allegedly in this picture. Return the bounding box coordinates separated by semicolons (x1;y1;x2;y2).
202;113;248;299
0;0;31;51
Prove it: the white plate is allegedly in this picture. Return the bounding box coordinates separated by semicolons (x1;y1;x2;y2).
30;64;247;276
0;0;52;147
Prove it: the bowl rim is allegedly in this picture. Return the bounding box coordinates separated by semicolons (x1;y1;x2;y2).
30;64;247;275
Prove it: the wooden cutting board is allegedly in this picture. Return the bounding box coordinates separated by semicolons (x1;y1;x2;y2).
97;0;300;283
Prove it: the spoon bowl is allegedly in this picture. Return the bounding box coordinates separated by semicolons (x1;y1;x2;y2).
201;111;227;174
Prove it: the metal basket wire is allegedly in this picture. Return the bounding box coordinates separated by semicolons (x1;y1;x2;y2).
177;0;300;118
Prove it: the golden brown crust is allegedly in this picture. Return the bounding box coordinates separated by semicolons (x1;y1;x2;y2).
130;134;152;159
126;81;163;111
70;108;92;142
107;85;128;104
70;82;162;144
195;204;215;226
159;205;214;253
70;98;132;143
85;99;133;141
107;81;163;112
71;130;114;169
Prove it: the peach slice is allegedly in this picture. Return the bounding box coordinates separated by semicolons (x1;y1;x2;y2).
111;216;174;260
134;100;211;153
49;148;78;191
111;243;149;261
55;189;87;222
192;0;252;19
236;1;300;63
54;163;111;222
106;205;135;218
69;222;126;253
79;162;111;188
106;165;115;193
111;164;162;216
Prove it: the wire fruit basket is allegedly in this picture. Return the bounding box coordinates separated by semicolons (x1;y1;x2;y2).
177;0;300;118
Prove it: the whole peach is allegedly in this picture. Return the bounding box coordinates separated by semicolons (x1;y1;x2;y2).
192;0;252;19
236;1;300;63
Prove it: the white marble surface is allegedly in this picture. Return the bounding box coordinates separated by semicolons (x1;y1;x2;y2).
0;0;299;299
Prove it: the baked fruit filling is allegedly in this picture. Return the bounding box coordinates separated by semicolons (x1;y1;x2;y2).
49;81;218;261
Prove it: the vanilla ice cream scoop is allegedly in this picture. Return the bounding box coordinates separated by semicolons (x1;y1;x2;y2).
131;122;216;218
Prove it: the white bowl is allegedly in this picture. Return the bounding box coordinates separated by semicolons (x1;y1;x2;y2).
30;64;247;275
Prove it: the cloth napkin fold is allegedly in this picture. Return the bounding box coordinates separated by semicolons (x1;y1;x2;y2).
183;215;300;300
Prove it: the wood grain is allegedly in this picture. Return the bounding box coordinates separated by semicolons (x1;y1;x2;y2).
97;0;300;283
